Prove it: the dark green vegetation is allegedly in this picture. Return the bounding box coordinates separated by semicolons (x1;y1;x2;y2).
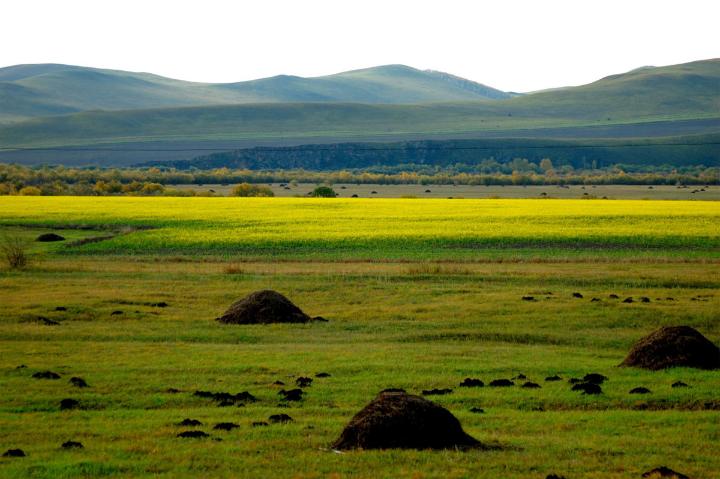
0;59;717;167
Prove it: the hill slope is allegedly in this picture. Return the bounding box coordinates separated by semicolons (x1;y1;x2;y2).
0;63;511;122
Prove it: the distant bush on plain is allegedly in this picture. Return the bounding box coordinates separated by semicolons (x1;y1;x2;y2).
231;183;275;197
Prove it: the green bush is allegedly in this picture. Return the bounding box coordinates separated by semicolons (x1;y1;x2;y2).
231;183;275;197
310;186;337;198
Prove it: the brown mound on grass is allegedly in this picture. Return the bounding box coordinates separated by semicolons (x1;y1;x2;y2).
641;466;689;479
621;326;720;370
216;290;313;324
331;391;481;450
36;233;65;242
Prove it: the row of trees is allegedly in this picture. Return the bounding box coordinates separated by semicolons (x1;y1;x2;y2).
0;163;718;196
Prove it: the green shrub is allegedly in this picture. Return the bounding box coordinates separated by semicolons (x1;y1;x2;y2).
231;183;274;197
310;186;337;197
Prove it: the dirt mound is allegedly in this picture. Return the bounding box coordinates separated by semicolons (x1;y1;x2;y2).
32;371;60;379
61;441;83;449
621;326;720;370
70;377;88;388
2;449;25;457
331;391;481;450
641;466;689;478
216;290;313;324
36;233;65;242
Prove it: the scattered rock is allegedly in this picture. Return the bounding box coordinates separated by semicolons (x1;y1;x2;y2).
110;310;123;315
489;379;514;387
69;377;88;388
279;389;304;401
522;382;541;389
469;407;485;413
315;372;331;378
641;466;689;478
216;290;313;324
61;441;83;449
213;422;240;431
296;377;313;387
630;387;652;394
545;375;562;382
252;421;269;427
671;381;689;388
55;306;67;311
609;294;620;299
331;390;482;450
2;449;25;457
571;383;602;395
639;297;651;303
177;430;209;438
176;418;202;426
621;325;720;370
583;373;608;384
591;297;601;302
351;194;358;198
32;371;60;379
521;296;535;301
572;292;584;298
623;297;634;303
59;398;80;410
422;388;453;396
459;378;484;387
425;189;432;193
36;233;65;242
269;414;293;423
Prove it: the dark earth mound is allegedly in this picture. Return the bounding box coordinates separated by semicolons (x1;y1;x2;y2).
572;292;583;298
177;430;209;438
315;372;331;378
296;377;313;387
177;418;202;426
193;390;257;405
269;414;293;423
36;233;65;242
59;398;80;410
512;374;527;380
32;371;60;379
469;407;485;413
37;316;60;326
621;326;720;370
583;373;608;384
2;449;25;457
213;422;239;431
422;388;453;396
252;421;269;427
630;387;652;394
522;382;541;389
546;475;567;479
331;391;482;450
459;378;484;387
545;375;562;381
489;379;514;387
571;383;603;395
278;388;304;401
671;381;689;388
61;441;83;449
216;290;313;324
641;466;689;478
70;377;88;388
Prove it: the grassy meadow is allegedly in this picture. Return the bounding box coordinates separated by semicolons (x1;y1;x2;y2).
0;197;719;478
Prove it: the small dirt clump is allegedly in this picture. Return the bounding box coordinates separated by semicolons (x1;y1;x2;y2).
315;372;331;378
422;388;453;396
583;373;608;384
296;377;313;387
621;326;720;370
331;390;482;450
630;387;651;394
572;292;584;298
269;414;293;423
571;383;602;395
70;377;88;388
641;466;689;478
177;418;202;426
177;430;209;438
279;389;304;401
671;381;689;388
216;290;313;324
459;378;484;387
489;379;514;387
545;375;562;382
252;421;269;427
60;398;80;410
2;449;25;457
522;382;541;389
33;371;60;379
61;441;83;449
213;422;240;431
36;233;65;242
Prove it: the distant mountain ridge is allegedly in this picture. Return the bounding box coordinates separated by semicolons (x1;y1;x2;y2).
0;63;511;122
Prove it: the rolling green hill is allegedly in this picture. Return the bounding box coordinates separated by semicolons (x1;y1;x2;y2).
0;63;511;123
0;59;717;167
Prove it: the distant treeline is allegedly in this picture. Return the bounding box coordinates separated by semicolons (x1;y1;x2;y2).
146;136;720;171
0;163;718;196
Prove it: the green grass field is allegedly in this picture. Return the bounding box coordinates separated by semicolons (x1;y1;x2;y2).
0;198;718;478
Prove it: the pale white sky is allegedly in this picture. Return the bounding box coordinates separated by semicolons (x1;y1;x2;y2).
1;0;718;92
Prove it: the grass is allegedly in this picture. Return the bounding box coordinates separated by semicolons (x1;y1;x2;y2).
0;197;719;478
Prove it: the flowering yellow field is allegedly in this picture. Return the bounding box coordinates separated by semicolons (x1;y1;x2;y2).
1;197;718;258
